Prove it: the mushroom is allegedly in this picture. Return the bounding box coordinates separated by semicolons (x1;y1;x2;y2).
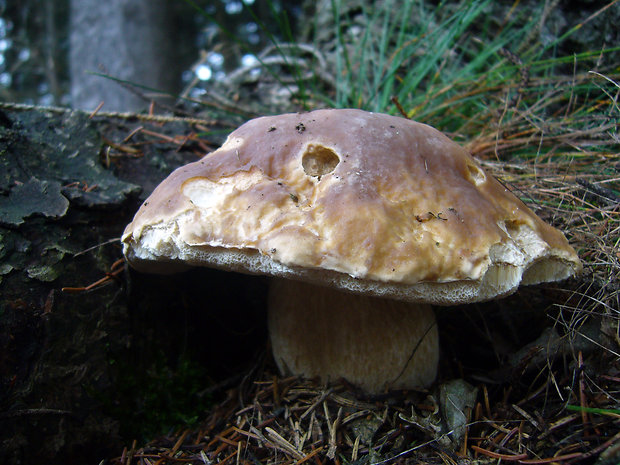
122;109;582;394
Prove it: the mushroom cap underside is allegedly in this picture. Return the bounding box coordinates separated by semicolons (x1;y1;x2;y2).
122;109;581;305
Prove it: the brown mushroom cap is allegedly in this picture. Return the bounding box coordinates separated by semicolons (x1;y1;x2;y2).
122;109;581;305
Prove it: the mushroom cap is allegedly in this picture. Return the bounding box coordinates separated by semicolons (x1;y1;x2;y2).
122;109;581;305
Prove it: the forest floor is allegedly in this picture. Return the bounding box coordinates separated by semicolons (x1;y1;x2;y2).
104;7;620;458
105;58;619;465
106;125;620;464
4;2;617;463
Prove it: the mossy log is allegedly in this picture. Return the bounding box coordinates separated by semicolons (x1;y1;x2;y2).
0;105;267;464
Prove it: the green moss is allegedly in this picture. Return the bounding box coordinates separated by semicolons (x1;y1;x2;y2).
93;350;213;441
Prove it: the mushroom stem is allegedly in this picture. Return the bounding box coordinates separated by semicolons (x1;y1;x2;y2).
268;279;439;394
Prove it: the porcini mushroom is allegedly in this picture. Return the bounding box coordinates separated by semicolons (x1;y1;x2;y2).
122;109;582;394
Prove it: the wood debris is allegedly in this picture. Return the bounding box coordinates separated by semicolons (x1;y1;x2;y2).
111;353;620;465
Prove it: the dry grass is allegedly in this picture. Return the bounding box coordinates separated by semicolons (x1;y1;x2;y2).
466;69;620;357
110;362;619;464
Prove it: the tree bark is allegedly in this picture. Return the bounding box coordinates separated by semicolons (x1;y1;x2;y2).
0;104;266;464
69;0;180;112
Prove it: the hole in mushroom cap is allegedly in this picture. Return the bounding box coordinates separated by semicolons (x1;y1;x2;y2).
302;144;340;178
465;161;486;186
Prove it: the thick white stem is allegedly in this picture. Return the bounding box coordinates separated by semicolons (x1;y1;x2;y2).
268;279;439;394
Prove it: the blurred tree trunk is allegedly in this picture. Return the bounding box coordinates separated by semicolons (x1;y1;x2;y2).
69;0;179;112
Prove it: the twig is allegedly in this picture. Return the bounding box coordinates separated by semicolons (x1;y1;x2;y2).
265;427;304;460
576;178;620;204
577;352;590;437
512;404;541;430
300;388;333;420
0;101;220;126
470;445;528;461
326;407;342;459
518;452;583;464
61;258;125;293
390;96;409;119
565;431;620;464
